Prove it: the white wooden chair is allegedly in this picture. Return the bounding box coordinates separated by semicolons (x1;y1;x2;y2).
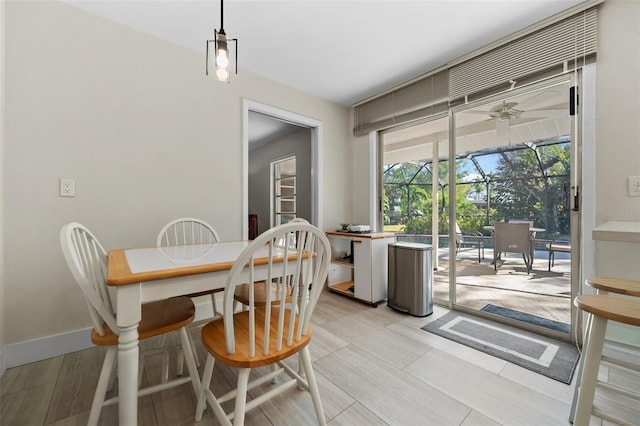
195;221;330;426
493;222;533;273
60;223;200;426
157;217;223;369
157;217;223;314
233;218;309;308
157;217;221;247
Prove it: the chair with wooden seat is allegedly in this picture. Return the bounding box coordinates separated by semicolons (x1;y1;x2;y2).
60;223;200;426
157;217;223;370
569;277;640;424
233;218;309;309
195;221;331;426
572;293;640;425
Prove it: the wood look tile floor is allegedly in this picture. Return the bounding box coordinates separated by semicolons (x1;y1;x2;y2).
2;290;638;426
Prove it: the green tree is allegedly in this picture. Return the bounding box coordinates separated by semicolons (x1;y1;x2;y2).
386;159;486;235
383;141;571;238
489;143;570;236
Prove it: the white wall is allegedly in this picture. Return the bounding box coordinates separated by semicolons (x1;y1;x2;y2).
2;0;350;360
595;0;640;232
592;0;640;344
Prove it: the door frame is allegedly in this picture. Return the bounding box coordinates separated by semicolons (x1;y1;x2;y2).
448;73;581;339
242;99;323;238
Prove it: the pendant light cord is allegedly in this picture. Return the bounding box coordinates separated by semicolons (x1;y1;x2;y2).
220;0;224;32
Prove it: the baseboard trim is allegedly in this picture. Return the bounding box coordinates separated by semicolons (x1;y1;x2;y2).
4;327;94;370
2;297;216;372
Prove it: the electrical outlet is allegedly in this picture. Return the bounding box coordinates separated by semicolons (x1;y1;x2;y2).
629;176;640;197
60;178;75;197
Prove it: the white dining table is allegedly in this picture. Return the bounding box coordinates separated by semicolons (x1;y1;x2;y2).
106;240;289;425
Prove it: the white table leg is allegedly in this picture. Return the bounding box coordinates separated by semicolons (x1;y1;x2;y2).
118;324;140;425
117;285;142;426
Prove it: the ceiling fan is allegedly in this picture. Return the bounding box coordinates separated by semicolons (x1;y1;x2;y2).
467;90;567;137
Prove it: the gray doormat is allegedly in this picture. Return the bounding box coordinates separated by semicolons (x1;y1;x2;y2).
480;304;571;334
422;311;579;384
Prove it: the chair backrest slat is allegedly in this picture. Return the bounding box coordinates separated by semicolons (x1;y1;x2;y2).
222;222;330;358
157;217;220;247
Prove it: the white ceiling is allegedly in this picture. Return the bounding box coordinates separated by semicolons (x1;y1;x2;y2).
65;0;584;107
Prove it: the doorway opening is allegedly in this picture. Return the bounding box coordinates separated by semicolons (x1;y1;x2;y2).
242;100;323;239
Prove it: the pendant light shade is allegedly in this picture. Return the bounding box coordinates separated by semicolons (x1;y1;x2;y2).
206;0;237;82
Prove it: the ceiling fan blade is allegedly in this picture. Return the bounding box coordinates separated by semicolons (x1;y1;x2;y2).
516;90;561;110
520;108;567;118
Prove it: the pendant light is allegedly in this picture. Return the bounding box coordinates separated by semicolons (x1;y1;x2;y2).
206;0;238;82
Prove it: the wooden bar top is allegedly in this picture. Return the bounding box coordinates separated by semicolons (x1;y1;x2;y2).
574;295;640;326
585;277;640;297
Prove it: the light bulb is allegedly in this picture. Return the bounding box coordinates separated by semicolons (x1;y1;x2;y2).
216;66;229;81
216;49;229;68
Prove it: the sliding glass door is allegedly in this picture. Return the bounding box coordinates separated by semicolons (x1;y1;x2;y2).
451;76;578;338
380;74;581;339
381;115;450;304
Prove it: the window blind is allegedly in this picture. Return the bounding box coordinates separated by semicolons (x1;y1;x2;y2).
353;70;449;137
352;3;600;137
449;7;598;102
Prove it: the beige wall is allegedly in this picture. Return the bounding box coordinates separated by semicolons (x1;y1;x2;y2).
593;0;640;344
594;0;640;250
3;0;350;346
595;0;640;232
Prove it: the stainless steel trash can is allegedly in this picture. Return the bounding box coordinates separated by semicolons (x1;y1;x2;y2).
387;242;433;317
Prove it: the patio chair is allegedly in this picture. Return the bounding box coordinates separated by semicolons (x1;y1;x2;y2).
548;237;571;271
508;219;539;241
493;222;533;273
455;223;484;262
